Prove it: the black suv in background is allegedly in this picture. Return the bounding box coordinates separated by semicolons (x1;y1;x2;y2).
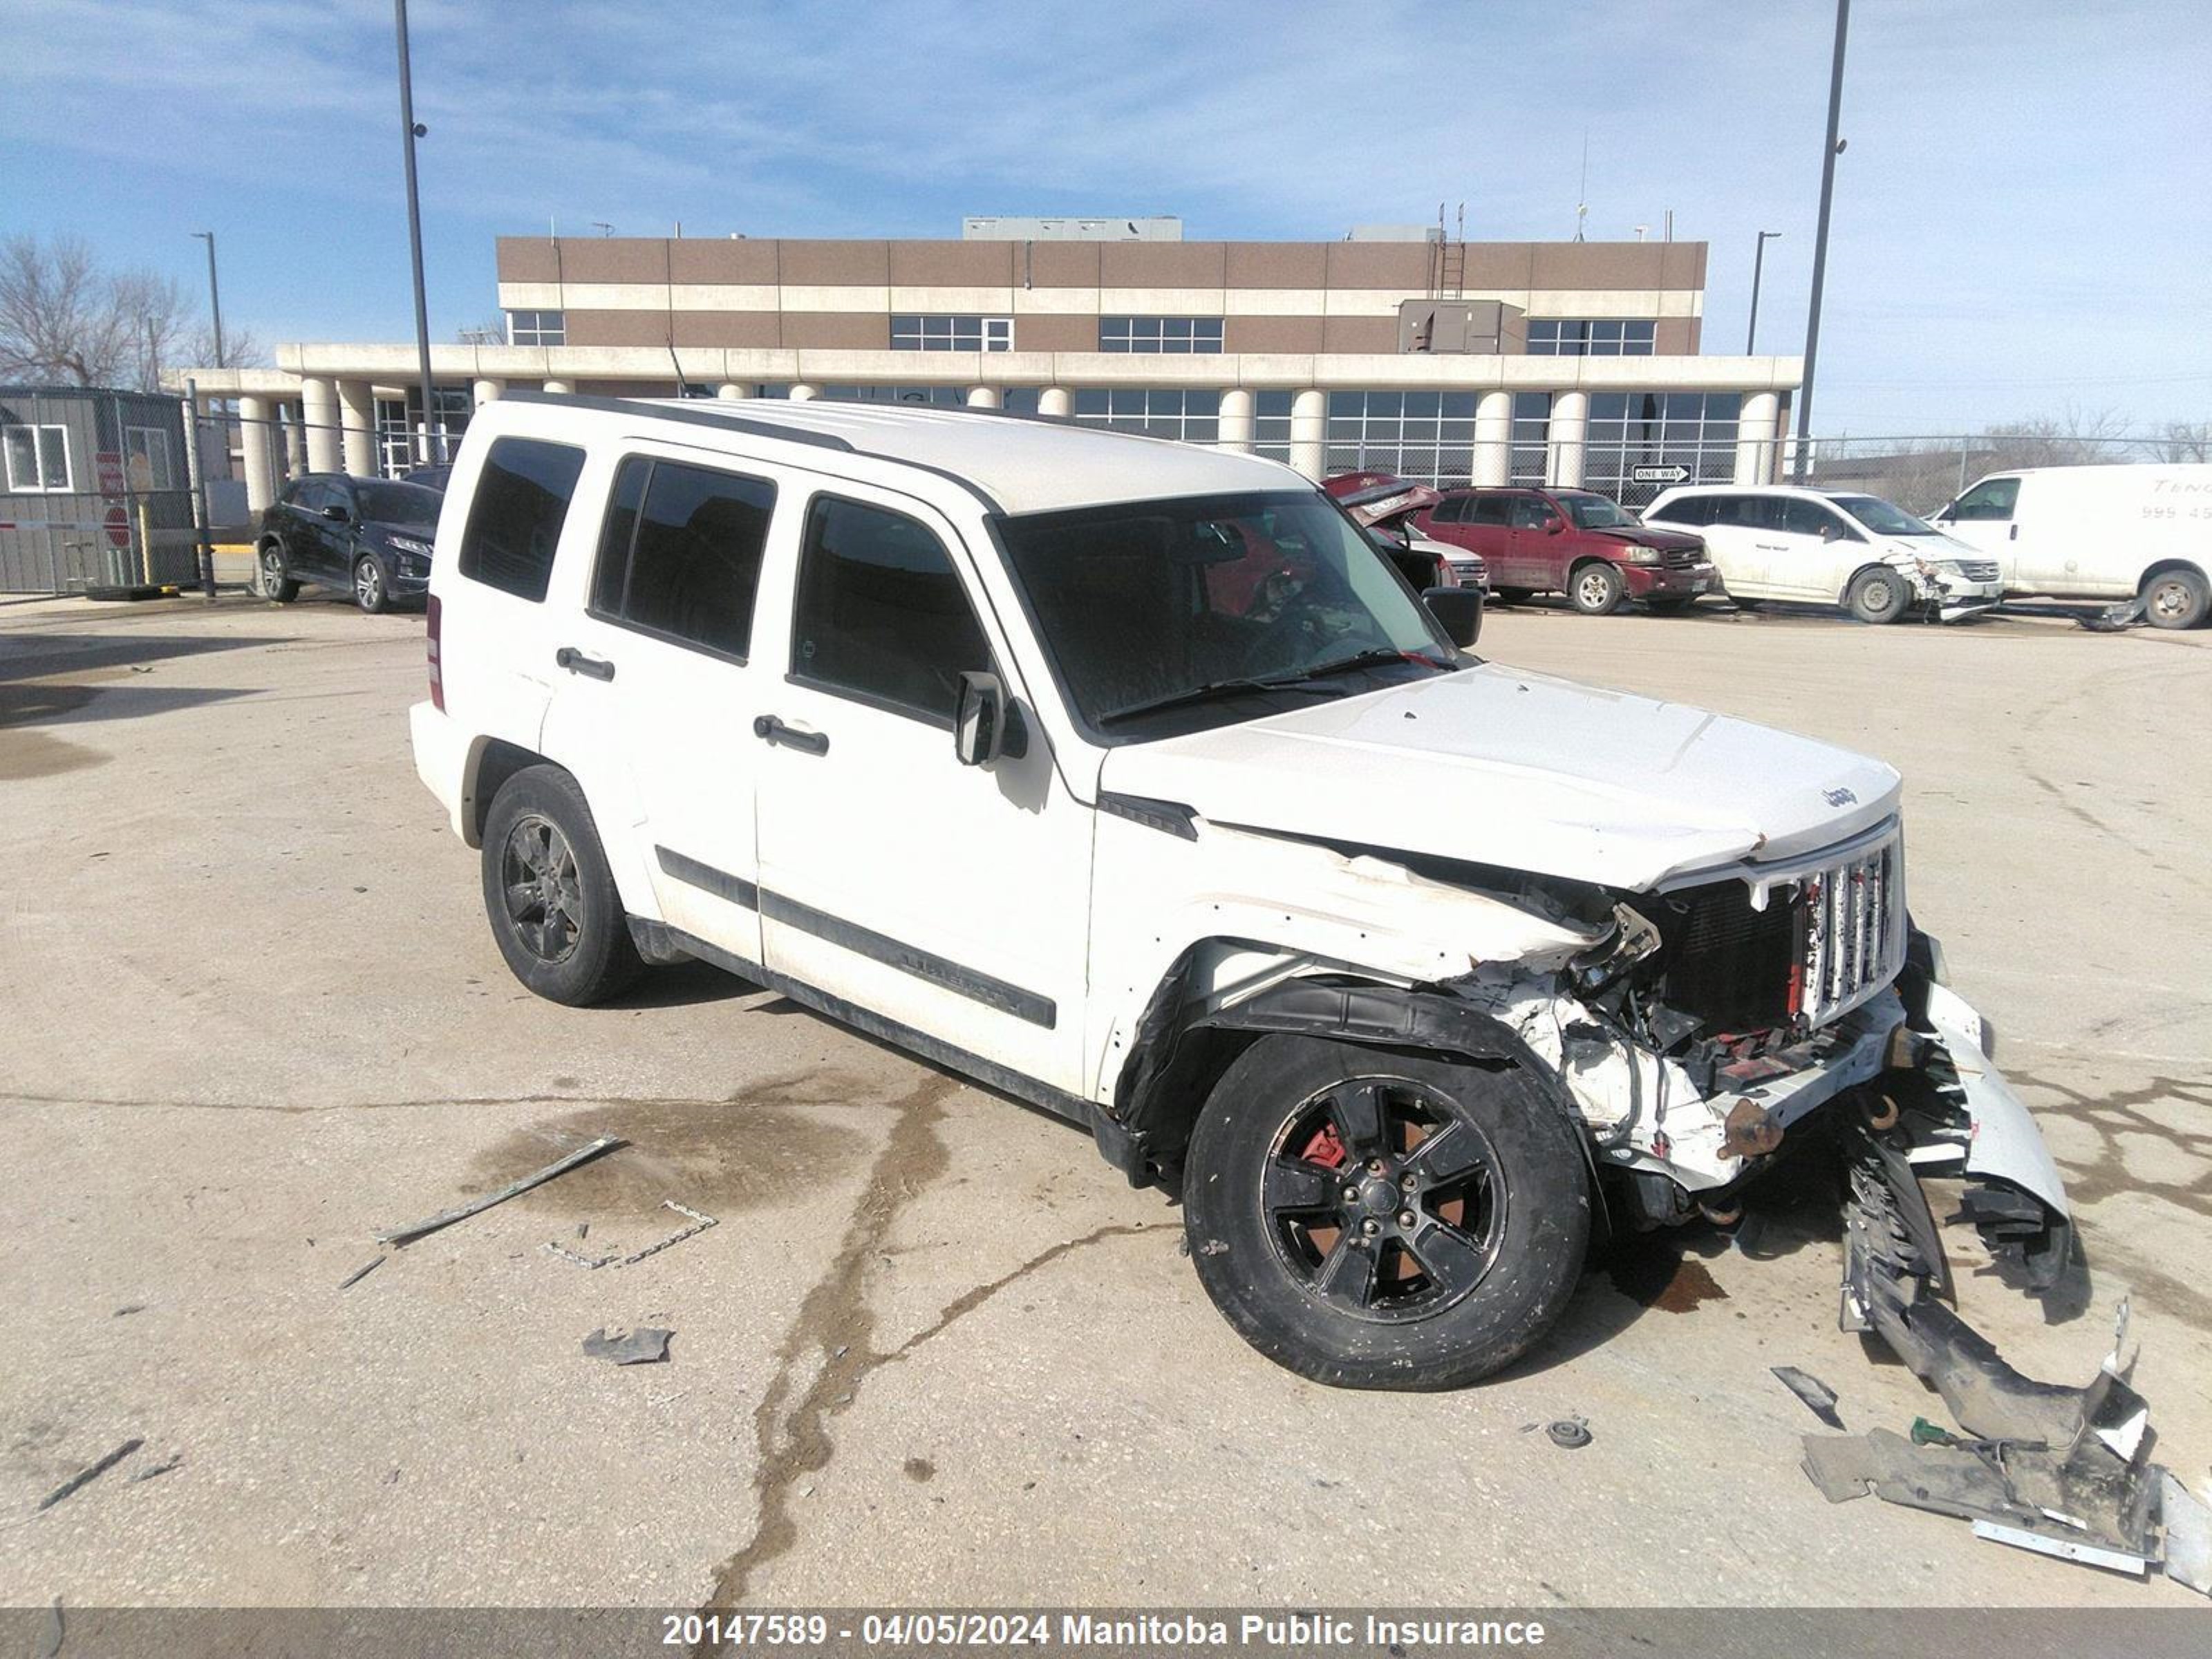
257;474;442;613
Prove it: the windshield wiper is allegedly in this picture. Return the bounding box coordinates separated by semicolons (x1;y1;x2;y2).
1277;646;1455;682
1096;676;1346;726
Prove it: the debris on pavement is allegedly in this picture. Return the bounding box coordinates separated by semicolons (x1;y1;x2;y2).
1546;1418;1592;1450
544;1199;718;1269
1771;1365;1845;1430
35;1438;144;1512
2077;596;2147;632
581;1325;673;1365
338;1255;385;1289
130;1454;183;1483
375;1134;626;1246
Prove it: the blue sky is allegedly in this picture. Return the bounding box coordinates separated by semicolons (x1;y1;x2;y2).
10;0;2207;433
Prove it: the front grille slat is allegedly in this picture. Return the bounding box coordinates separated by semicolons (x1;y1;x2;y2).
1797;830;1904;1027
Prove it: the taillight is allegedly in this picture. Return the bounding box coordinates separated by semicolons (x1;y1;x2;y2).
426;592;444;711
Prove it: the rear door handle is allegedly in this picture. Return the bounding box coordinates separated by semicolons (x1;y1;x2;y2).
555;646;615;682
753;715;828;756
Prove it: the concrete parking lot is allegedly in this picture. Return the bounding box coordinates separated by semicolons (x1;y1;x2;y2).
2;588;2207;1610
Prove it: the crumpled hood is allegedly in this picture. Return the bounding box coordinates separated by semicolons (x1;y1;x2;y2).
1590;524;1705;553
1099;664;1900;890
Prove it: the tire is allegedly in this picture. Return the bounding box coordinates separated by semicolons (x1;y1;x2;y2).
2141;566;2209;630
1568;562;1627;616
479;765;644;1006
259;544;299;603
353;554;391;615
1181;1035;1591;1390
1846;566;1909;624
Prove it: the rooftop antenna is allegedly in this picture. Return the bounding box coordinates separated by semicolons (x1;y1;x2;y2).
1574;129;1589;241
1664;207;1674;242
1633;225;1649;242
591;221;615;237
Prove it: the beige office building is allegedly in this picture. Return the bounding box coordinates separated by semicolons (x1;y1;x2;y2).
177;219;1800;512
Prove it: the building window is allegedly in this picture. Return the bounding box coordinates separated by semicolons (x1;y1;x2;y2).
1098;317;1224;354
819;385;970;406
1583;391;1741;504
124;426;176;491
1324;391;1477;485
1253;391;1294;462
1526;319;1656;356
1509;392;1551;485
507;310;565;346
890;315;1012;352
1070;388;1221;444
1002;388;1042;415
3;424;71;493
377;390;472;476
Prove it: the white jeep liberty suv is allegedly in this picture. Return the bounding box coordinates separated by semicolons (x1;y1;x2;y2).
411;394;2071;1390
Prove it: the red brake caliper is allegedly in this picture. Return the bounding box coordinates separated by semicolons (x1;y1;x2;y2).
1300;1123;1348;1170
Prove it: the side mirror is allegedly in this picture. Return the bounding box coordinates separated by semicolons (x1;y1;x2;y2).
321;503;349;523
1543;516;1566;535
1422;587;1483;649
954;671;1027;766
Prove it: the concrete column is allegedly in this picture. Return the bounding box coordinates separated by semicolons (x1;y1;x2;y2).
716;382;747;400
280;404;308;478
1218;388;1254;453
966;385;1000;408
300;377;341;474
238;395;277;512
1038;387;1071;418
337;380;376;477
1289;388;1328;480
541;379;572;395
1734;391;1781;485
788;382;819;402
1470;388;1513;487
1548;390;1588;489
472;377;506;408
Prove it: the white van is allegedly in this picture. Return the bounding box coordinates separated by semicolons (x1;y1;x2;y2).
1642;484;2004;623
1930;464;2211;628
408;393;2070;1389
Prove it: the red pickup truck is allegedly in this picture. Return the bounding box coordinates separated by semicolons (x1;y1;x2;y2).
1414;485;1714;615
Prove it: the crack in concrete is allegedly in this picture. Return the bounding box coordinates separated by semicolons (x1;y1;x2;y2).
694;1072;1152;1623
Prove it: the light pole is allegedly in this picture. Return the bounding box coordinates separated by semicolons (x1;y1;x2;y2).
1792;0;1850;482
1746;230;1781;354
189;232;225;368
393;0;438;465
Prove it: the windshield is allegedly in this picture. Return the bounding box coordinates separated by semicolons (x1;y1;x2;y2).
999;490;1455;735
1829;494;1936;536
355;482;442;526
1559;492;1635;529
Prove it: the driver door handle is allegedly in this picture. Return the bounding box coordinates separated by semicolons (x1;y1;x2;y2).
554;646;615;682
753;715;828;756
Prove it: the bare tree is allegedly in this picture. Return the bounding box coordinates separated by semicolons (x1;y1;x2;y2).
1981;405;2135;469
456;316;509;346
0;232;250;392
2159;420;2212;464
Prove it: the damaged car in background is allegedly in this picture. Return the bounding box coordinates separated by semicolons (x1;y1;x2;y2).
412;398;2204;1594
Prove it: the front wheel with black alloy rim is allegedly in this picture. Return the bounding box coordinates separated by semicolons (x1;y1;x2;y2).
259;545;299;603
2140;565;2209;630
1845;565;1909;624
353;554;390;614
1181;1035;1590;1389
1568;561;1627;615
479;765;644;1006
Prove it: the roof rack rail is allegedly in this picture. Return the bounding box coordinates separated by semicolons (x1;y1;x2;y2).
500;388;856;453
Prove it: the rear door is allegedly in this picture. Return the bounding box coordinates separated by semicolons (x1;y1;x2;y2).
1934;474;2022;585
1505;491;1559;590
1696;493;1777;596
749;482;1093;1093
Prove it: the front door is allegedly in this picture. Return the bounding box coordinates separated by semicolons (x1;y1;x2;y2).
1769;496;1866;602
1938;475;2023;587
751;486;1092;1094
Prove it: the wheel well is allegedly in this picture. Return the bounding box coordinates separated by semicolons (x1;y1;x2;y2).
466;738;554;846
1568;555;1616;576
1840;562;1904;605
2139;559;2208;590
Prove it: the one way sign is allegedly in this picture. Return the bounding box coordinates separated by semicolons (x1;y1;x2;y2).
1631;464;1691;485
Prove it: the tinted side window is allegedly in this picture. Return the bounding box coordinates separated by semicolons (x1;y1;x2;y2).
791;497;989;724
1508;494;1552;529
1779;498;1858;540
1468;494;1515;526
1649;495;1709;525
592;459;776;659
1428;496;1462;524
1951;478;2019;521
458;438;587;603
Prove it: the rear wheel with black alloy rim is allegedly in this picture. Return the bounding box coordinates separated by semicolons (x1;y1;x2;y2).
1846;565;1909;624
353;554;390;614
259;544;299;603
2141;565;2209;630
480;765;643;1005
1568;561;1627;616
1181;1035;1589;1389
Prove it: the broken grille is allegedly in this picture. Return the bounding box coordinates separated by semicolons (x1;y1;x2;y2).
1794;831;1905;1027
1952;559;2000;582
